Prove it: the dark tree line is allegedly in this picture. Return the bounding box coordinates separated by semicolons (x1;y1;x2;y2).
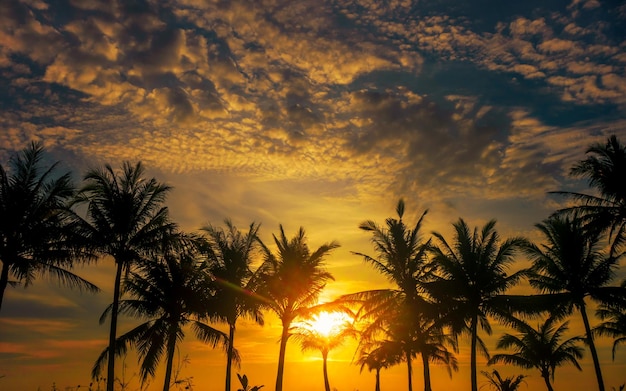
1;136;625;391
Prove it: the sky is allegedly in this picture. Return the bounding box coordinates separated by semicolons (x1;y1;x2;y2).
1;0;626;390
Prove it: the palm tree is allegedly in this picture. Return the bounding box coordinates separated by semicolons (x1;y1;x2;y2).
201;219;264;391
481;370;526;391
409;307;458;388
72;161;176;391
346;199;452;391
92;239;229;391
488;316;584;391
595;300;626;360
525;215;622;391
348;290;458;391
429;219;527;391
551;135;626;256
257;225;338;391
0;142;97;313
291;313;355;391
355;341;401;391
236;373;264;391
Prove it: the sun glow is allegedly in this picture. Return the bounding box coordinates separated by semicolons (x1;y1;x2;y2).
303;311;351;337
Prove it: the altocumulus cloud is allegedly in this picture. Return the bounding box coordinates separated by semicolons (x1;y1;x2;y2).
0;0;625;205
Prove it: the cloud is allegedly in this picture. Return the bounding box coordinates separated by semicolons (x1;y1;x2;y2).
0;318;75;334
0;0;65;64
0;0;624;213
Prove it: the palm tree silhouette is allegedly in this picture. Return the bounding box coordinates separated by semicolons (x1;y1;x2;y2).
551;135;626;256
257;225;338;391
595;298;626;360
355;340;401;391
525;215;621;391
348;290;457;391
429;219;527;391
488;316;584;391
480;369;526;391
290;313;355;391
72;161;176;391
92;237;228;391
201;219;264;391
0;142;97;313
344;199;449;391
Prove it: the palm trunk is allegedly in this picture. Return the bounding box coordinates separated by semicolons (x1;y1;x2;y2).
375;368;381;391
225;323;236;391
0;261;10;314
406;350;413;391
470;314;478;391
106;261;124;391
275;323;290;391
163;327;178;391
579;301;605;391
422;353;432;391
542;373;554;391
322;350;330;391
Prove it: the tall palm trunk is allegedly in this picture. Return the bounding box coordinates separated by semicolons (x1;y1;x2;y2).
422;353;432;391
541;370;554;391
405;350;413;391
579;301;605;391
163;326;178;391
107;261;124;391
0;262;10;313
275;322;290;391
470;314;478;391
225;322;236;391
375;368;381;391
322;350;330;391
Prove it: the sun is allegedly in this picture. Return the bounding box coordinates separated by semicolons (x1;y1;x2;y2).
305;311;351;337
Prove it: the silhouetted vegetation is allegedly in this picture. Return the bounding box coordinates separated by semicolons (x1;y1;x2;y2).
524;215;621;391
70;161;178;391
2;136;626;391
429;219;527;391
481;369;526;391
201;220;264;391
92;236;228;391
0;142;97;313
342;200;457;391
487;316;584;391
551;135;626;257
256;226;338;391
291;312;356;391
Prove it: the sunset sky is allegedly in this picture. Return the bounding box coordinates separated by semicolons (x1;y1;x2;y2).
1;0;626;390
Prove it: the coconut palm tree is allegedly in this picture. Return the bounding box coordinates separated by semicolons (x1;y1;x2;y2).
409;307;458;388
348;289;458;391
201;219;264;391
595;299;626;360
488;316;584;391
257;225;338;391
0;142;97;313
480;370;526;391
525;215;622;391
355;340;401;391
551;135;626;256
429;219;527;391
72;161;177;391
345;199;451;391
291;313;355;391
92;238;228;391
